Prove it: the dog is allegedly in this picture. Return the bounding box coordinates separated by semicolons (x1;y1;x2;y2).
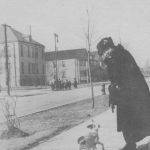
77;120;105;150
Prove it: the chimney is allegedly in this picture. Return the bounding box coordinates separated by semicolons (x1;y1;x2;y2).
29;35;32;42
29;25;32;42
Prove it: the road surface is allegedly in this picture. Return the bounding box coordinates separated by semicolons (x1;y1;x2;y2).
0;80;149;123
0;84;109;122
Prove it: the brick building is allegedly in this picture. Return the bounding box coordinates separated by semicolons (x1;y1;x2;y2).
0;25;45;87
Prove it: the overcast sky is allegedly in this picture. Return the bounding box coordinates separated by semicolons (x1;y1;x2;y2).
0;0;150;66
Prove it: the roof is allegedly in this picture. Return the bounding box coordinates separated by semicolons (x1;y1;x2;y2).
45;49;88;61
0;25;44;47
11;27;44;46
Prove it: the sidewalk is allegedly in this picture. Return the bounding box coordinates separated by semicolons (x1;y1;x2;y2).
31;109;150;150
31;109;125;150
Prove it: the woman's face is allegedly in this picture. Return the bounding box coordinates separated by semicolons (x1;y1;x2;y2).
101;48;114;62
98;47;114;68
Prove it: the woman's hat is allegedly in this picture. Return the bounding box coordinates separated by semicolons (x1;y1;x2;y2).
97;37;114;56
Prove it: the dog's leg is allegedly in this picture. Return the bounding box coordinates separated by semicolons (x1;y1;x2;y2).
96;141;105;150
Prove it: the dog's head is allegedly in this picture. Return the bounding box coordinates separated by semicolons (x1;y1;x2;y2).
87;124;100;129
87;120;100;131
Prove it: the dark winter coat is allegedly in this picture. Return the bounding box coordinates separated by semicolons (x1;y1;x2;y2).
108;44;150;142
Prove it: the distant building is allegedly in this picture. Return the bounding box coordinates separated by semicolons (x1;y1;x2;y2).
90;51;99;65
90;51;108;82
45;49;89;84
0;25;45;87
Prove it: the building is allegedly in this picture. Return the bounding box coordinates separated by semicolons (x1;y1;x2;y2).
45;49;89;84
90;51;108;82
0;25;45;87
90;51;99;65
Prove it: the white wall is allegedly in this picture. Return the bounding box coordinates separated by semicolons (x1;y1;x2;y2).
46;59;89;84
0;42;20;87
46;59;76;83
58;59;75;82
45;61;55;84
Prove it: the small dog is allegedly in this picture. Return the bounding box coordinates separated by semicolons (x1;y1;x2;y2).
77;120;105;150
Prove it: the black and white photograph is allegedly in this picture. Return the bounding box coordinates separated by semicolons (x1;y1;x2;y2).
0;0;150;150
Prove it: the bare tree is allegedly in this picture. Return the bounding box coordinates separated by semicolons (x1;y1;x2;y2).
0;24;20;138
1;96;20;131
84;9;95;108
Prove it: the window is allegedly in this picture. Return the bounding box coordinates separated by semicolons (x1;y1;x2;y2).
53;61;56;68
41;50;43;59
43;64;45;74
32;48;34;58
0;64;3;74
28;46;30;57
62;61;65;67
36;64;39;74
28;63;31;74
90;55;93;60
35;51;38;58
80;70;87;77
41;50;44;59
32;63;35;74
32;51;33;58
80;60;86;66
21;62;24;74
20;44;23;57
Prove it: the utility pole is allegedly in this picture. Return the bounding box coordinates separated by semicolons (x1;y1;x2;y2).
118;29;122;45
86;9;95;108
29;25;32;37
13;44;17;87
88;51;95;108
54;33;59;81
3;24;10;95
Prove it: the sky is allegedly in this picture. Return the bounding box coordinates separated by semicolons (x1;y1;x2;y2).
0;0;150;66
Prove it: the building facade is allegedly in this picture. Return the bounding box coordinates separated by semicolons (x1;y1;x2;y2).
0;25;45;87
89;51;108;82
45;49;89;84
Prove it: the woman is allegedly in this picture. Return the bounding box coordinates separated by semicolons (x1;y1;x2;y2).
97;37;150;150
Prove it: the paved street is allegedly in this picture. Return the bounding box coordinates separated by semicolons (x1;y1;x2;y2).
0;80;150;123
0;80;149;123
0;84;109;122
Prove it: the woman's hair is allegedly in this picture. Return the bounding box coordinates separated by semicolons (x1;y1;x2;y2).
97;37;114;56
